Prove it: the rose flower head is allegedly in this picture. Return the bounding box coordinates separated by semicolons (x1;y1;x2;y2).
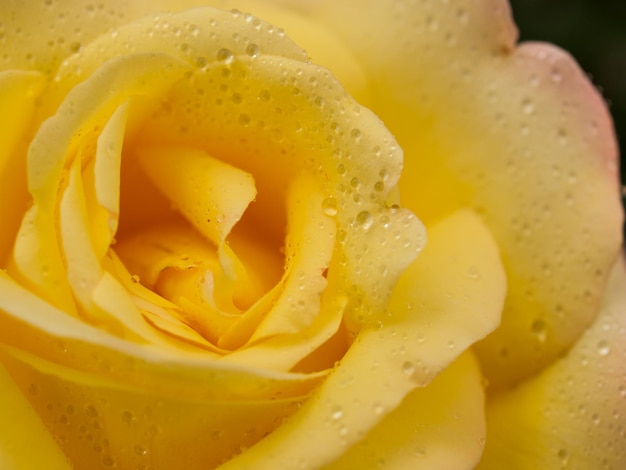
0;1;624;469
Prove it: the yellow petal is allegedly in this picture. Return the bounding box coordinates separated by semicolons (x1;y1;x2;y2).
0;360;70;470
216;209;505;469
246;174;335;342
82;102;128;259
293;0;624;388
324;351;486;470
9;52;187;314
0;70;45;265
1;351;305;469
478;256;626;470
0;270;326;403
0;1;371;105
135;145;256;254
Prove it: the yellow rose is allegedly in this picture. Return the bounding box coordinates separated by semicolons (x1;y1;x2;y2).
0;1;623;470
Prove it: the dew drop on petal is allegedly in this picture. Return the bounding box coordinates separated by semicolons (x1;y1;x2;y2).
134;445;148;456
245;43;259;58
356;211;373;230
531;319;548;343
216;48;233;63
597;340;610;356
330;406;343;421
322;197;338;216
466;266;480;280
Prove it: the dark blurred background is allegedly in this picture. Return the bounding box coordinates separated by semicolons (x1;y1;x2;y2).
509;0;626;234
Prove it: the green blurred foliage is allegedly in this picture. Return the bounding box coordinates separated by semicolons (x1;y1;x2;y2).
509;0;626;209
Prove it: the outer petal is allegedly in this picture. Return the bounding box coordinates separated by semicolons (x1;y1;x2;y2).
478;256;626;470
323;351;487;470
278;0;624;388
0;361;70;470
0;0;372;106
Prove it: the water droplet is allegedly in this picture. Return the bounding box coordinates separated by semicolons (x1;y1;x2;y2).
322;197;338;216
134;445;148;456
86;404;98;418
402;361;415;376
597;340;611;356
216;48;233;63
356;211;373;230
238;113;251;126
466;266;480;280
531;319;548;342
121;410;134;424
245;43;259;57
102;455;115;467
350;128;361;141
330;406;343;421
557;449;569;463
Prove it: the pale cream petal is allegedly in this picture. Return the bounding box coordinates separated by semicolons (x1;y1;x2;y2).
288;0;623;388
0;1;371;106
478;256;626;470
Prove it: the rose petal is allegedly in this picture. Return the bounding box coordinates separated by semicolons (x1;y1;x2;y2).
8;53;187;315
1;351;305;469
215;209;505;469
285;0;624;388
0;361;71;469
0;1;372;106
59;151;169;342
478;255;626;469
246;174;335;342
132;26;420;331
135;145;256;258
83;102;128;258
0;270;326;403
0;71;45;264
324;351;486;470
